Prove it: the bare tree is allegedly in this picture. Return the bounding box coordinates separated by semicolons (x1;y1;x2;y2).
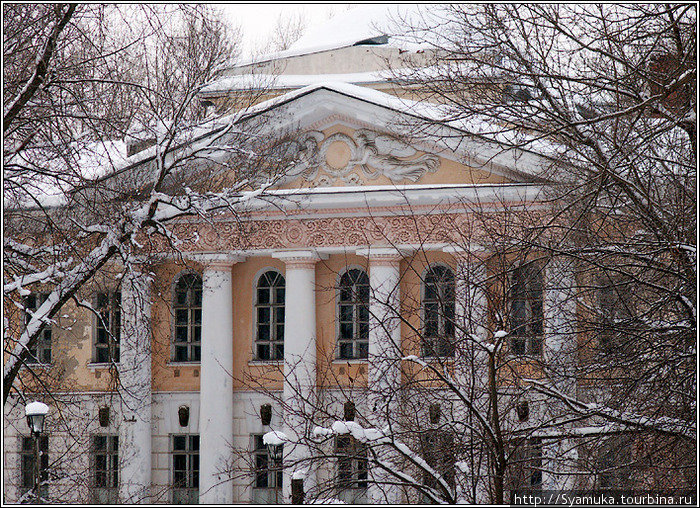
3;4;280;502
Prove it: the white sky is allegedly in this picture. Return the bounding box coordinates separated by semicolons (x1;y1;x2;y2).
219;3;354;56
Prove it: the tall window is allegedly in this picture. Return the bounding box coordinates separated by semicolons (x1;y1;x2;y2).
20;436;49;499
596;435;632;490
252;434;282;503
422;265;455;357
255;271;285;361
336;435;368;504
598;276;632;353
508;438;543;495
94;291;121;363
173;273;202;363
24;293;52;364
172;434;199;504
420;431;456;495
92;435;118;504
338;269;369;360
509;263;543;356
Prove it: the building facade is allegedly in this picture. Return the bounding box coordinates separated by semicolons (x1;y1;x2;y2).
5;6;689;505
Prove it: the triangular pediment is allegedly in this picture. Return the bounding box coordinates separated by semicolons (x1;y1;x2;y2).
231;84;552;189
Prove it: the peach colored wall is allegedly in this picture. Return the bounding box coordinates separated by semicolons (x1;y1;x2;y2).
272;124;509;191
151;261;203;392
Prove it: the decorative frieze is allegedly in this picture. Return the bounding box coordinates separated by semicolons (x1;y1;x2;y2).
253;129;440;186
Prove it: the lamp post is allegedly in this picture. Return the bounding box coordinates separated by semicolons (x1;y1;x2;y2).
25;401;49;503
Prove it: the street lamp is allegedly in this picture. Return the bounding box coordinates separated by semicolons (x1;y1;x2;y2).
263;431;287;504
25;401;49;503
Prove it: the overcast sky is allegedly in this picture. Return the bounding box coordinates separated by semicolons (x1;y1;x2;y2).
220;3;354;55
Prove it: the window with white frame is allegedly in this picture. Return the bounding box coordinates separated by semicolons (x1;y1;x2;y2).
172;434;199;504
337;269;369;360
422;265;455;357
172;273;202;362
252;434;282;504
94;291;121;364
255;271;285;361
420;430;456;494
509;263;543;356
24;292;52;364
336;435;368;503
92;435;118;504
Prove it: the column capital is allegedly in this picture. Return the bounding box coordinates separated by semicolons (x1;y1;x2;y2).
189;252;244;270
356;246;411;265
272;250;324;269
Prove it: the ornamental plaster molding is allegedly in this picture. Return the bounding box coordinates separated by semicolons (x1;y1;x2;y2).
255;129;440;186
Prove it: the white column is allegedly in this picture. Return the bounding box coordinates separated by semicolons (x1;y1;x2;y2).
199;257;237;504
544;257;577;396
119;266;153;503
358;247;405;504
446;247;490;503
272;251;320;502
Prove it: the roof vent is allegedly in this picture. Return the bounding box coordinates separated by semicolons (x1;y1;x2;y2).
353;34;389;46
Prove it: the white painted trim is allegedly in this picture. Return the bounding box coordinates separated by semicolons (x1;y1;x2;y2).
251;267;286;362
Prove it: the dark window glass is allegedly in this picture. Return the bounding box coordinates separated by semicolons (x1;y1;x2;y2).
172;274;202;363
255;271;285;361
253;434;283;490
172;434;199;504
20;436;49;499
423;266;456;357
94;291;121;363
508;438;543;495
24;293;52;364
336;436;368;491
509;263;544;356
92;435;118;503
337;269;369;360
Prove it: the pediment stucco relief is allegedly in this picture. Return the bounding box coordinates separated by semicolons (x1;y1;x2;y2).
258;129;440;186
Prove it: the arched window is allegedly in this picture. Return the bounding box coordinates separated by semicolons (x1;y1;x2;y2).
338;269;369;360
173;273;202;362
423;265;455;357
255;271;285;361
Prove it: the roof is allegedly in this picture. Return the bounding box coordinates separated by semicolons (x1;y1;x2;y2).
229;4;430;69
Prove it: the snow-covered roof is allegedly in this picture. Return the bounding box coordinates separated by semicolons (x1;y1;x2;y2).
201;69;401;94
85;82;560;188
231;4;430;68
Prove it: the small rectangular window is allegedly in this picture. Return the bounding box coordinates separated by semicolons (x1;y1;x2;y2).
172;434;199;504
24;293;52;364
92;435;118;503
20;436;49;500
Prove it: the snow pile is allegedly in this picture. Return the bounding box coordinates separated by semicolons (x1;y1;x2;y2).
262;430;288;446
311;499;347;505
25;401;49;416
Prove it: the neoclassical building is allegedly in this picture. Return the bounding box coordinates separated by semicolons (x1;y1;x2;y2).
4;7;622;505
